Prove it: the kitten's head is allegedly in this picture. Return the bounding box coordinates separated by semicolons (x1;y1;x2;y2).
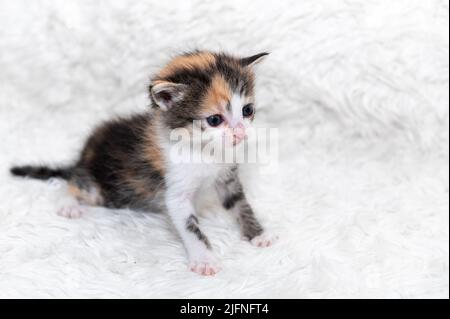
150;51;268;148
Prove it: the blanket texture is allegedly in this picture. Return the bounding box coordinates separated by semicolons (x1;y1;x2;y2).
0;0;448;298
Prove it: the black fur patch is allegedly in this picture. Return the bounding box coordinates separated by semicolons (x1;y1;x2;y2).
240;52;269;67
10;165;72;180
186;215;211;249
222;191;244;210
239;205;264;240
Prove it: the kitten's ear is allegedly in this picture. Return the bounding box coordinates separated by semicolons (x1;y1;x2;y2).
240;52;269;67
150;81;187;111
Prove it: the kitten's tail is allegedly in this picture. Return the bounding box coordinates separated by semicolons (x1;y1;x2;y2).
10;165;72;181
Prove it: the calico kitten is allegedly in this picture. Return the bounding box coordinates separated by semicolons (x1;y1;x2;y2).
10;51;277;276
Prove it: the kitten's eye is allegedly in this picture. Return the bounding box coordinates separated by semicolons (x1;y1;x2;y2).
206;114;224;127
242;104;254;117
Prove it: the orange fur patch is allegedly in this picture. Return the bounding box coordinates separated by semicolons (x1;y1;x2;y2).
143;116;166;175
68;183;103;206
152;79;171;86
201;74;232;114
124;172;154;198
68;184;82;200
158;52;216;79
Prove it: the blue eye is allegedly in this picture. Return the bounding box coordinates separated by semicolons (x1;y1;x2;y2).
242;104;254;117
206;114;223;127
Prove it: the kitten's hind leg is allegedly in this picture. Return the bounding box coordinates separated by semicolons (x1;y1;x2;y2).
57;168;103;219
67;181;103;207
57;203;86;219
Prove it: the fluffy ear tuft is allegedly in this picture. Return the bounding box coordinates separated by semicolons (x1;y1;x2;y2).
240;52;269;67
150;81;187;111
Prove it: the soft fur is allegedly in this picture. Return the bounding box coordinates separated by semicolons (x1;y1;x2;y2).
0;0;448;297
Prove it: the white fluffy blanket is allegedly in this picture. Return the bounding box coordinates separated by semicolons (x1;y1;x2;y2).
0;0;448;298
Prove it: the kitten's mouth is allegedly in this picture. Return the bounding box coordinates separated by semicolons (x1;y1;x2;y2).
232;136;246;146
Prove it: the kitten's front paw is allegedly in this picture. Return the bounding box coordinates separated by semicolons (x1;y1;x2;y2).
57;206;86;219
250;233;279;247
189;254;221;276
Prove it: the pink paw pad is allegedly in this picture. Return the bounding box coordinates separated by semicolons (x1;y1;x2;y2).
250;233;279;247
189;261;221;276
57;206;85;219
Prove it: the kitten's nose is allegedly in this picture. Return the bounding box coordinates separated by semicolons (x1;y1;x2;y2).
232;125;246;144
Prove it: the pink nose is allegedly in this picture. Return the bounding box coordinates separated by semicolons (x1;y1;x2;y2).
232;125;246;142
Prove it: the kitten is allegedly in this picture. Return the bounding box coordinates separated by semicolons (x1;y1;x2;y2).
10;51;277;276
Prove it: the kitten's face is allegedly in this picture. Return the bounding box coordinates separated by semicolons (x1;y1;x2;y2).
150;51;267;149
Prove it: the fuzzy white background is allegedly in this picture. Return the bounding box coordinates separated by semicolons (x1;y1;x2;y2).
0;0;448;299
